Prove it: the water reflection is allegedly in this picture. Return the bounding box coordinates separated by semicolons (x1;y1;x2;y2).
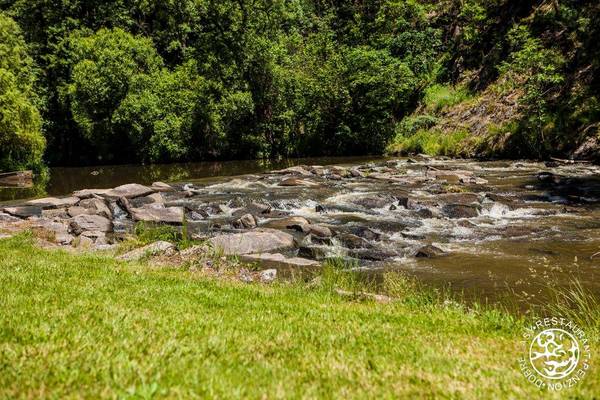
0;156;383;203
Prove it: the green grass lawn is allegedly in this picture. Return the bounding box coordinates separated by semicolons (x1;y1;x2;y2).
0;234;597;399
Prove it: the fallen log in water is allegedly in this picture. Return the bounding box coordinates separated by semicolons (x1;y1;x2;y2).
0;170;33;187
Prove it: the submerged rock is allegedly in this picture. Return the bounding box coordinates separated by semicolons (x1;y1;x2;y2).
350;194;396;209
209;229;295;255
338;233;372;249
414;245;447;258
279;177;320;187
442;204;480;219
272;166;313;176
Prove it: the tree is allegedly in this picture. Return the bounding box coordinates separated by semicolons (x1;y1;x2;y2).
0;12;44;172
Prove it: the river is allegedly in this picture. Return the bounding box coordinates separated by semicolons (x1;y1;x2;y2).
2;156;600;306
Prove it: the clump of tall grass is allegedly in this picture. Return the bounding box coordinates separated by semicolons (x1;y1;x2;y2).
543;280;600;334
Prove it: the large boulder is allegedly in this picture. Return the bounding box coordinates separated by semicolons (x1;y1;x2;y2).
69;214;112;234
26;196;79;209
130;204;184;224
209;229;295;255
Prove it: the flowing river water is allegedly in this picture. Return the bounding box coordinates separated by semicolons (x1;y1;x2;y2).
2;156;600;306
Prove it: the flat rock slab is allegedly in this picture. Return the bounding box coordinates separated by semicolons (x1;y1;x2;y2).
117;241;176;261
27;196;80;209
130;205;184;224
72;189;110;198
102;183;155;200
151;182;175;192
3;206;43;218
70;214;112;234
241;253;319;267
209;229;295;255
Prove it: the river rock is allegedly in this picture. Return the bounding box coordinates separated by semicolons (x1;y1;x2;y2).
349;169;364;178
31;219;73;245
279;177;320;187
259;269;278;283
442;204;480;219
338;233;372;249
350;194;396;209
67;206;88;217
262;216;310;230
131;193;165;207
26;196;79;209
0;212;21;222
151;182;175;192
130;204;184;224
117;241;176;261
79;198;112;218
241;253;319;267
3;206;43;218
348;227;381;241
308;224;332;238
72;189;110;199
209;229;295;255
272;166;313;176
437;193;480;205
414;245;447;258
232;213;257;229
102;183;155;200
70;214;112;234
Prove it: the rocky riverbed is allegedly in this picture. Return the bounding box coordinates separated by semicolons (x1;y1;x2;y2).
2;156;600;300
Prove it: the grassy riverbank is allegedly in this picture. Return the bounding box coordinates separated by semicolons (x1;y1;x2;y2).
0;233;598;399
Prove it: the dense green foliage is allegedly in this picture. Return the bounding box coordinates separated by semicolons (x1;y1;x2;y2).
0;13;44;171
1;1;599;168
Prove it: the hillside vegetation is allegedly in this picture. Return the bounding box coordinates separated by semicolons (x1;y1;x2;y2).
0;1;599;170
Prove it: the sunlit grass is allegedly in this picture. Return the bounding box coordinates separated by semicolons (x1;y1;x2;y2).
0;233;598;398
